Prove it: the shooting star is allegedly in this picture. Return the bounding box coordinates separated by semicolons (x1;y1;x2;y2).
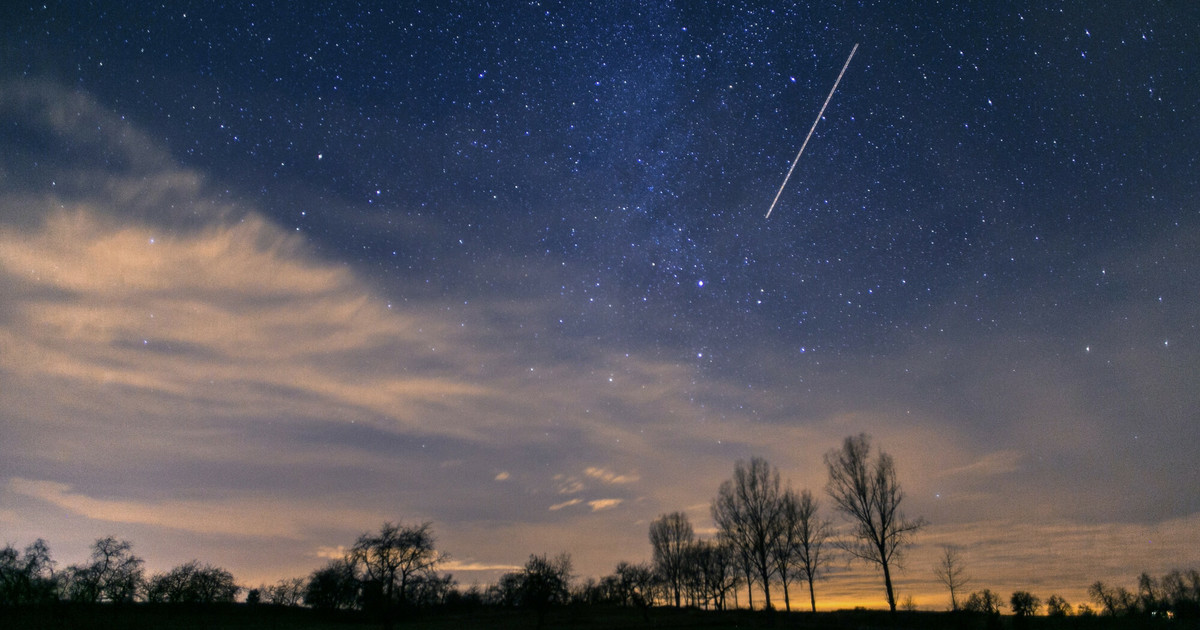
765;43;859;219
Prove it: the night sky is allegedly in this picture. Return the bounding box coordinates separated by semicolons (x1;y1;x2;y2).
2;1;1198;609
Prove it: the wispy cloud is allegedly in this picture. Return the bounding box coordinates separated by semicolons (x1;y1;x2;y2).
584;467;640;485
439;560;523;573
7;478;379;539
587;499;623;512
547;499;583;512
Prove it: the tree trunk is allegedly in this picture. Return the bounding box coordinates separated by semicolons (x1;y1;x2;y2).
882;559;896;612
760;565;772;610
807;576;817;612
782;578;791;611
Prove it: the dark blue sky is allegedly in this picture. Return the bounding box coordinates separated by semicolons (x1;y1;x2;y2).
2;1;1197;607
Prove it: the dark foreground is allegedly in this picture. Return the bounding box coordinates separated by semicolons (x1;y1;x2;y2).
0;604;1182;630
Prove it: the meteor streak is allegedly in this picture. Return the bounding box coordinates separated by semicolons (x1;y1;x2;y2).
765;43;859;219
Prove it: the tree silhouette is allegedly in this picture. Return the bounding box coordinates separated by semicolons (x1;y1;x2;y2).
304;558;361;610
1010;590;1041;616
824;433;926;611
1088;580;1134;616
63;536;143;603
649;511;694;607
786;489;833;612
963;589;1003;614
712;457;784;609
266;576;306;606
0;539;58;605
933;545;970;611
501;553;572;629
1045;594;1071;616
349;521;439;610
145;561;238;603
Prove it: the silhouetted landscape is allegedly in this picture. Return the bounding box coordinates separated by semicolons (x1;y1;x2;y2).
4;436;1196;628
4;4;1199;629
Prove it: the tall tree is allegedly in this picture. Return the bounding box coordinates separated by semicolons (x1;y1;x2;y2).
649;511;694;607
824;434;926;611
350;521;439;608
933;545;970;610
712;457;784;609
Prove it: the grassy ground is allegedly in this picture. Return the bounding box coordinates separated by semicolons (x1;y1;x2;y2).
0;604;1178;630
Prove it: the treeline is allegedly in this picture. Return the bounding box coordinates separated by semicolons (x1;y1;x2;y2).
0;536;237;605
4;434;1199;622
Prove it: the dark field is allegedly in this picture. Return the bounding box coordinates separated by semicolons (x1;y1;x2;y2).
0;605;1180;630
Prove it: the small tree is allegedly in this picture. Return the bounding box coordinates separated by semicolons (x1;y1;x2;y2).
1088;580;1134;616
304;559;360;610
963;589;1003;614
825;434;926;611
506;553;572;628
1011;590;1041;616
611;561;657;616
1046;594;1071;616
649;511;694;607
267;577;307;606
933;545;970;610
689;539;739;610
791;489;833;612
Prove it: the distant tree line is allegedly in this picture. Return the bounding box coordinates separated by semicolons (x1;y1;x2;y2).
934;566;1200;620
4;433;1197;622
0;536;237;606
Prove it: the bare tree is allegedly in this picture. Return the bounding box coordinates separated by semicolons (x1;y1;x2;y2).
963;588;1003;614
824;434;926;611
712;457;784;609
505;553;572;629
695;539;741;610
770;490;803;611
267;576;307;606
649;511;694;607
304;558;360;610
1011;590;1042;616
0;539;58;605
1088;580;1134;616
145;561;239;603
1045;594;1071;616
933;545;970;610
790;489;833;612
63;536;144;603
350;521;440;609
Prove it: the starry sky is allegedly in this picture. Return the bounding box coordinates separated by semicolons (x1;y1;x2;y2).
1;1;1198;610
